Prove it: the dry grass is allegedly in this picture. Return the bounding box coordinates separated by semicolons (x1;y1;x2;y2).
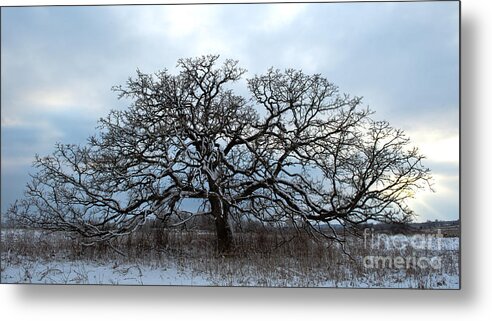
1;226;459;287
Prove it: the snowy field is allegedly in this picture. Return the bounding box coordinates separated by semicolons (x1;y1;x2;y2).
1;256;459;288
1;257;210;286
0;229;460;288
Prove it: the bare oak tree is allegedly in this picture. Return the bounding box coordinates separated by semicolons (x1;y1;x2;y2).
9;55;431;253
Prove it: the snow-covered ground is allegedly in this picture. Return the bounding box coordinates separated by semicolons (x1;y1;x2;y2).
1;257;210;286
1;230;459;288
0;255;459;288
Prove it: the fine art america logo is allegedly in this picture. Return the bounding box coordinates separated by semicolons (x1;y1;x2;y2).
362;228;444;270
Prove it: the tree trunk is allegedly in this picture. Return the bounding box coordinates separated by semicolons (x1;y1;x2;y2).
215;213;234;254
210;195;234;254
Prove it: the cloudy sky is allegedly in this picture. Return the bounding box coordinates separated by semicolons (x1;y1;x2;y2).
1;1;459;221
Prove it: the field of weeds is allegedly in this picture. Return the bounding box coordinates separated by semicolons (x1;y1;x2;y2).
0;226;459;288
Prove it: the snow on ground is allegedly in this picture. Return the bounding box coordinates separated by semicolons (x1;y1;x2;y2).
0;255;460;288
1;229;459;288
1;248;460;288
1;257;210;286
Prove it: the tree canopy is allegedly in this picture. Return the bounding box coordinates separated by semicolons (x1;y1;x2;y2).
9;55;432;253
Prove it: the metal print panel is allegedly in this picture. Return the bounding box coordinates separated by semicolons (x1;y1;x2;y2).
0;1;460;288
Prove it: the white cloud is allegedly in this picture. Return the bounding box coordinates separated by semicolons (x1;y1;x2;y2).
408;130;459;164
24;88;79;112
407;173;459;221
257;3;307;31
116;5;220;40
2;84;110;121
1;116;27;128
164;6;219;39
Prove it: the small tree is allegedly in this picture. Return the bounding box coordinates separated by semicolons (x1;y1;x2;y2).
9;55;431;253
